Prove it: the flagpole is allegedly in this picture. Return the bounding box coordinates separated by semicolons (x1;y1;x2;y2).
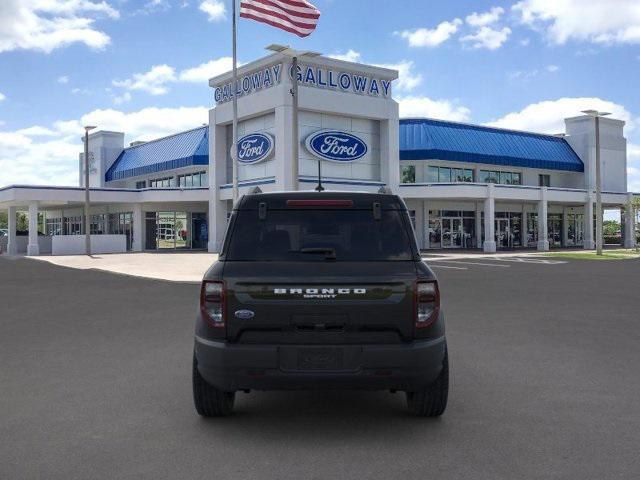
231;0;239;202
291;55;299;191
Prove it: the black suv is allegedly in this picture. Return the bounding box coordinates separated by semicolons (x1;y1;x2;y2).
193;192;448;416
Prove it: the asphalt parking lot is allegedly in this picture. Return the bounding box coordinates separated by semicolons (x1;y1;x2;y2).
1;256;640;479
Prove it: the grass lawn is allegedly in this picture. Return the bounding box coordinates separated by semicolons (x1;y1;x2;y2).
545;249;640;260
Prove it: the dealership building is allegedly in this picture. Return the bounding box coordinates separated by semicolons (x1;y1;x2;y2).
0;52;637;255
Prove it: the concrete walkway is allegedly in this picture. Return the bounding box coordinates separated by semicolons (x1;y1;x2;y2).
28;252;218;283
18;249;568;283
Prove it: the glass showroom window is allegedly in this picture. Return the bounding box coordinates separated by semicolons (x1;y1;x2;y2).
428;166;473;183
178;171;208;188
46;218;63;236
64;216;83;235
135;180;147;189
90;214;106;235
149;177;175;188
539;174;551;187
480;170;521;185
401;165;416;184
108;212;133;250
428;210;475;249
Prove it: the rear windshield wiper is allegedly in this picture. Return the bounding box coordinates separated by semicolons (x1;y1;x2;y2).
298;247;337;260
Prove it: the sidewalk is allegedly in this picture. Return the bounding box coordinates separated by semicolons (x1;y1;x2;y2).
27;252;218;283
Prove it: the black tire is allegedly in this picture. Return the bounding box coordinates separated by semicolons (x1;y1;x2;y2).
192;354;235;417
406;347;449;417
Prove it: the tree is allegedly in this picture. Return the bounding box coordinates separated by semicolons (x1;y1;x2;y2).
0;211;6;230
632;196;640;251
603;220;620;237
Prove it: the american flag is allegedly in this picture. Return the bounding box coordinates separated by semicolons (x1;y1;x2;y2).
240;0;321;38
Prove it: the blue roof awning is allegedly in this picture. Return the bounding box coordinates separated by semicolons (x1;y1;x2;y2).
399;118;584;172
105;126;209;181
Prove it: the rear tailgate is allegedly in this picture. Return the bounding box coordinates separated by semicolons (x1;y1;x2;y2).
223;261;417;344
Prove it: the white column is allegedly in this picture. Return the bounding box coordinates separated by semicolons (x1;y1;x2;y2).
132;204;143;252
422;200;429;250
274;104;294;192
584;196;595;249
209;117;230;253
624;193;636;249
380;117;400;194
537;187;549;251
27;203;40;256
562;207;569;247
475;202;483;249
483;185;496;253
7;206;18;255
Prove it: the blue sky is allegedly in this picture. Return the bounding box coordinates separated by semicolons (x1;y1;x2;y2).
1;0;639;196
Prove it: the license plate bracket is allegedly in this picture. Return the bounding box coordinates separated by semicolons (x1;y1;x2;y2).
297;347;343;370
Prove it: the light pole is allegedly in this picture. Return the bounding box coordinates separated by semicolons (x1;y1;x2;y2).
266;44;320;191
83;125;96;255
581;110;610;255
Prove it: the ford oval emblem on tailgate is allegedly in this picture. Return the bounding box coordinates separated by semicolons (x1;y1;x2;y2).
235;310;255;320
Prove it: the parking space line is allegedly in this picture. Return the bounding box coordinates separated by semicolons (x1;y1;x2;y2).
492;257;568;264
429;264;468;270
433;261;510;268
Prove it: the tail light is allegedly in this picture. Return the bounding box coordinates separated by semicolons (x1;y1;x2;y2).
415;280;440;329
200;280;225;328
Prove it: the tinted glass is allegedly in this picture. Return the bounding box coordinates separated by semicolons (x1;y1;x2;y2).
226;209;414;261
500;172;512;184
439;167;451;182
427;166;439;183
401;165;416;183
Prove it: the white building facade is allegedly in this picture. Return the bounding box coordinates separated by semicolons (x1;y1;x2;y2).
0;53;637;255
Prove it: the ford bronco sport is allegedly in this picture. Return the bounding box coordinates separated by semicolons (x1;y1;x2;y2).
193;191;448;416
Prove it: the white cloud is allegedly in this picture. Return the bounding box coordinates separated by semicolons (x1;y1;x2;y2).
466;6;504;27
627;145;640;192
112;57;235;96
461;26;511;50
373;60;422;93
113;91;132;105
520;38;531;46
57;75;69;84
328;50;362;63
179;57;234;82
136;0;170;15
327;53;422;93
486;97;635;134
513;0;640;45
0;106;208;187
0;92;5;102
0;0;119;54
508;64;560;81
113;64;177;95
396;19;463;48
398;96;471;122
199;0;226;22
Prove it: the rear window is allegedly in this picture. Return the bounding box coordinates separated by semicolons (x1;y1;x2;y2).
225;209;415;261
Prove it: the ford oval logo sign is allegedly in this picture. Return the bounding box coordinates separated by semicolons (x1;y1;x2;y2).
234;133;274;165
234;310;255;320
305;130;368;163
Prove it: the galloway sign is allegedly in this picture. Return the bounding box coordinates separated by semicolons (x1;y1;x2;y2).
305;131;368;163
234;133;275;164
213;61;394;104
214;64;282;104
292;64;392;99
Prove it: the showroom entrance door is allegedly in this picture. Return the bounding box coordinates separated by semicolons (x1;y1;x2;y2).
442;218;463;248
495;218;513;249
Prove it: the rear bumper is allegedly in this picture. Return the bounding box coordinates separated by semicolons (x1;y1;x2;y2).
194;335;447;392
